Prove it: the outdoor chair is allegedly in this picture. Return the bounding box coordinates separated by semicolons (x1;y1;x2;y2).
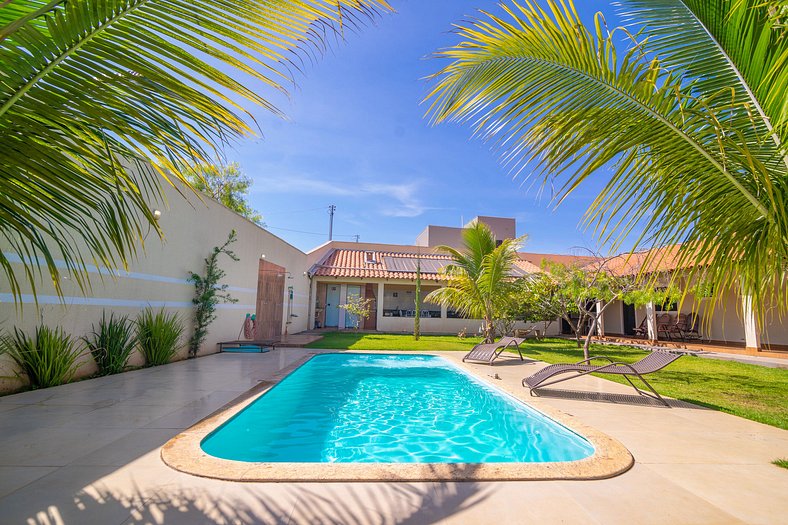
463;336;526;365
656;313;675;340
522;350;683;406
680;312;703;342
632;317;649;338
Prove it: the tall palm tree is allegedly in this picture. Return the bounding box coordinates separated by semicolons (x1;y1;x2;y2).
0;0;391;300
426;0;787;321
425;222;523;342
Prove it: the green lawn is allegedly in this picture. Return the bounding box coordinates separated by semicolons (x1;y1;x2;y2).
307;332;788;430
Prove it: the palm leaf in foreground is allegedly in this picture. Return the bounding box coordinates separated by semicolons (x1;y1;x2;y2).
0;0;392;300
426;0;788;320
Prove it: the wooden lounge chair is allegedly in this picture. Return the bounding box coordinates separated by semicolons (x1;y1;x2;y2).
463;336;526;366
522;351;682;406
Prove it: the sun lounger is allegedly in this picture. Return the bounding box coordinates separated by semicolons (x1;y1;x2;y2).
463;336;526;365
522;350;682;406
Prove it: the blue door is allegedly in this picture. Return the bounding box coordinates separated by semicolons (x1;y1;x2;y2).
325;286;340;327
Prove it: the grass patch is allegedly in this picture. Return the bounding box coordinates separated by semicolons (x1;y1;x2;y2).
308;332;788;430
307;332;484;352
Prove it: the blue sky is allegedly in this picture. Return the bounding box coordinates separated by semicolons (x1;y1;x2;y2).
229;1;624;254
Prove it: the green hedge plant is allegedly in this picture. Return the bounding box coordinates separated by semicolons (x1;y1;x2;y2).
0;326;85;388
136;308;184;366
84;312;136;375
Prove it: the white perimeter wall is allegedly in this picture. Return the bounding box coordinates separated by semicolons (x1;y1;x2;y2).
0;166;309;392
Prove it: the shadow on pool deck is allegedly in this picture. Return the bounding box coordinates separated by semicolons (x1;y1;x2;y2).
21;466;491;525
527;388;711;409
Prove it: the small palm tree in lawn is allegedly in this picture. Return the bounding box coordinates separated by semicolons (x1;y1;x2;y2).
426;0;788;323
0;0;392;301
425;223;524;343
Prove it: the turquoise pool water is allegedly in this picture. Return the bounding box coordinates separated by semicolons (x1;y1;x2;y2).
201;354;594;463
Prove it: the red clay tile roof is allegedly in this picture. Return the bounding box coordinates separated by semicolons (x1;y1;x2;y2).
518;252;600;269
588;245;700;276
312;249;541;280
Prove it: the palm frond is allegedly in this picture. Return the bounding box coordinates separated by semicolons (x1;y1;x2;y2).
426;0;788;319
0;0;392;301
615;0;788;145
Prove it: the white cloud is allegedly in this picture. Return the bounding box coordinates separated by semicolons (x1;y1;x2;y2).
359;182;427;217
253;173;431;217
251;174;355;197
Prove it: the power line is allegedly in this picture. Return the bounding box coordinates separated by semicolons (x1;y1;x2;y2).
261;206;326;216
265;225;356;238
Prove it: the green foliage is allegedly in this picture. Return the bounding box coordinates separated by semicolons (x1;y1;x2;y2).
338;295;373;331
622;285;683;309
425;223;525;342
84;312;136;375
0;0;392;302
506;275;565;336
774;459;788;470
188;231;238;358
309;332;788;430
184;163;264;225
136;308;184;366
426;0;788;323
0;326;84;388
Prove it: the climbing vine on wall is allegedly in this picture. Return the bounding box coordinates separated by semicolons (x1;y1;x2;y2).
188;230;239;357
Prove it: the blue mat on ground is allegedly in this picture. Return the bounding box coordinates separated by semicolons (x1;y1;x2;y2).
223;345;271;353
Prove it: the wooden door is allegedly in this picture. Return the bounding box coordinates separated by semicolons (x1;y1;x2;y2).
256;260;285;341
364;283;377;330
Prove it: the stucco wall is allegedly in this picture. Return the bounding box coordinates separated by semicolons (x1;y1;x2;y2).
0;167;309;393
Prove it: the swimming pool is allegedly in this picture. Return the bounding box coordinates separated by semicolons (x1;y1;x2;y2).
201;353;594;464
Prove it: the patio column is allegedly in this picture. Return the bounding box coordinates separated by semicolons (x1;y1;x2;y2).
742;294;761;352
308;277;317;330
646;301;658;341
338;283;347;329
440;303;448;319
595;300;605;336
376;282;385;328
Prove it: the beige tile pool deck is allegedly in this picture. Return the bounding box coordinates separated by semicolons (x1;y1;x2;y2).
0;348;786;524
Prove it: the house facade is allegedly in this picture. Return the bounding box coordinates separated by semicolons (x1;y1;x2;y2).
303;217;788;353
304;240;555;336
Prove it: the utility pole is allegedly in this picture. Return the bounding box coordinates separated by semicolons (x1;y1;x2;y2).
328;204;336;241
353;234;360;243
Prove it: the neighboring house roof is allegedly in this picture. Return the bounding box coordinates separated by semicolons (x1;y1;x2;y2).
517;252;599;269
311;249;541;280
592;245;693;276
